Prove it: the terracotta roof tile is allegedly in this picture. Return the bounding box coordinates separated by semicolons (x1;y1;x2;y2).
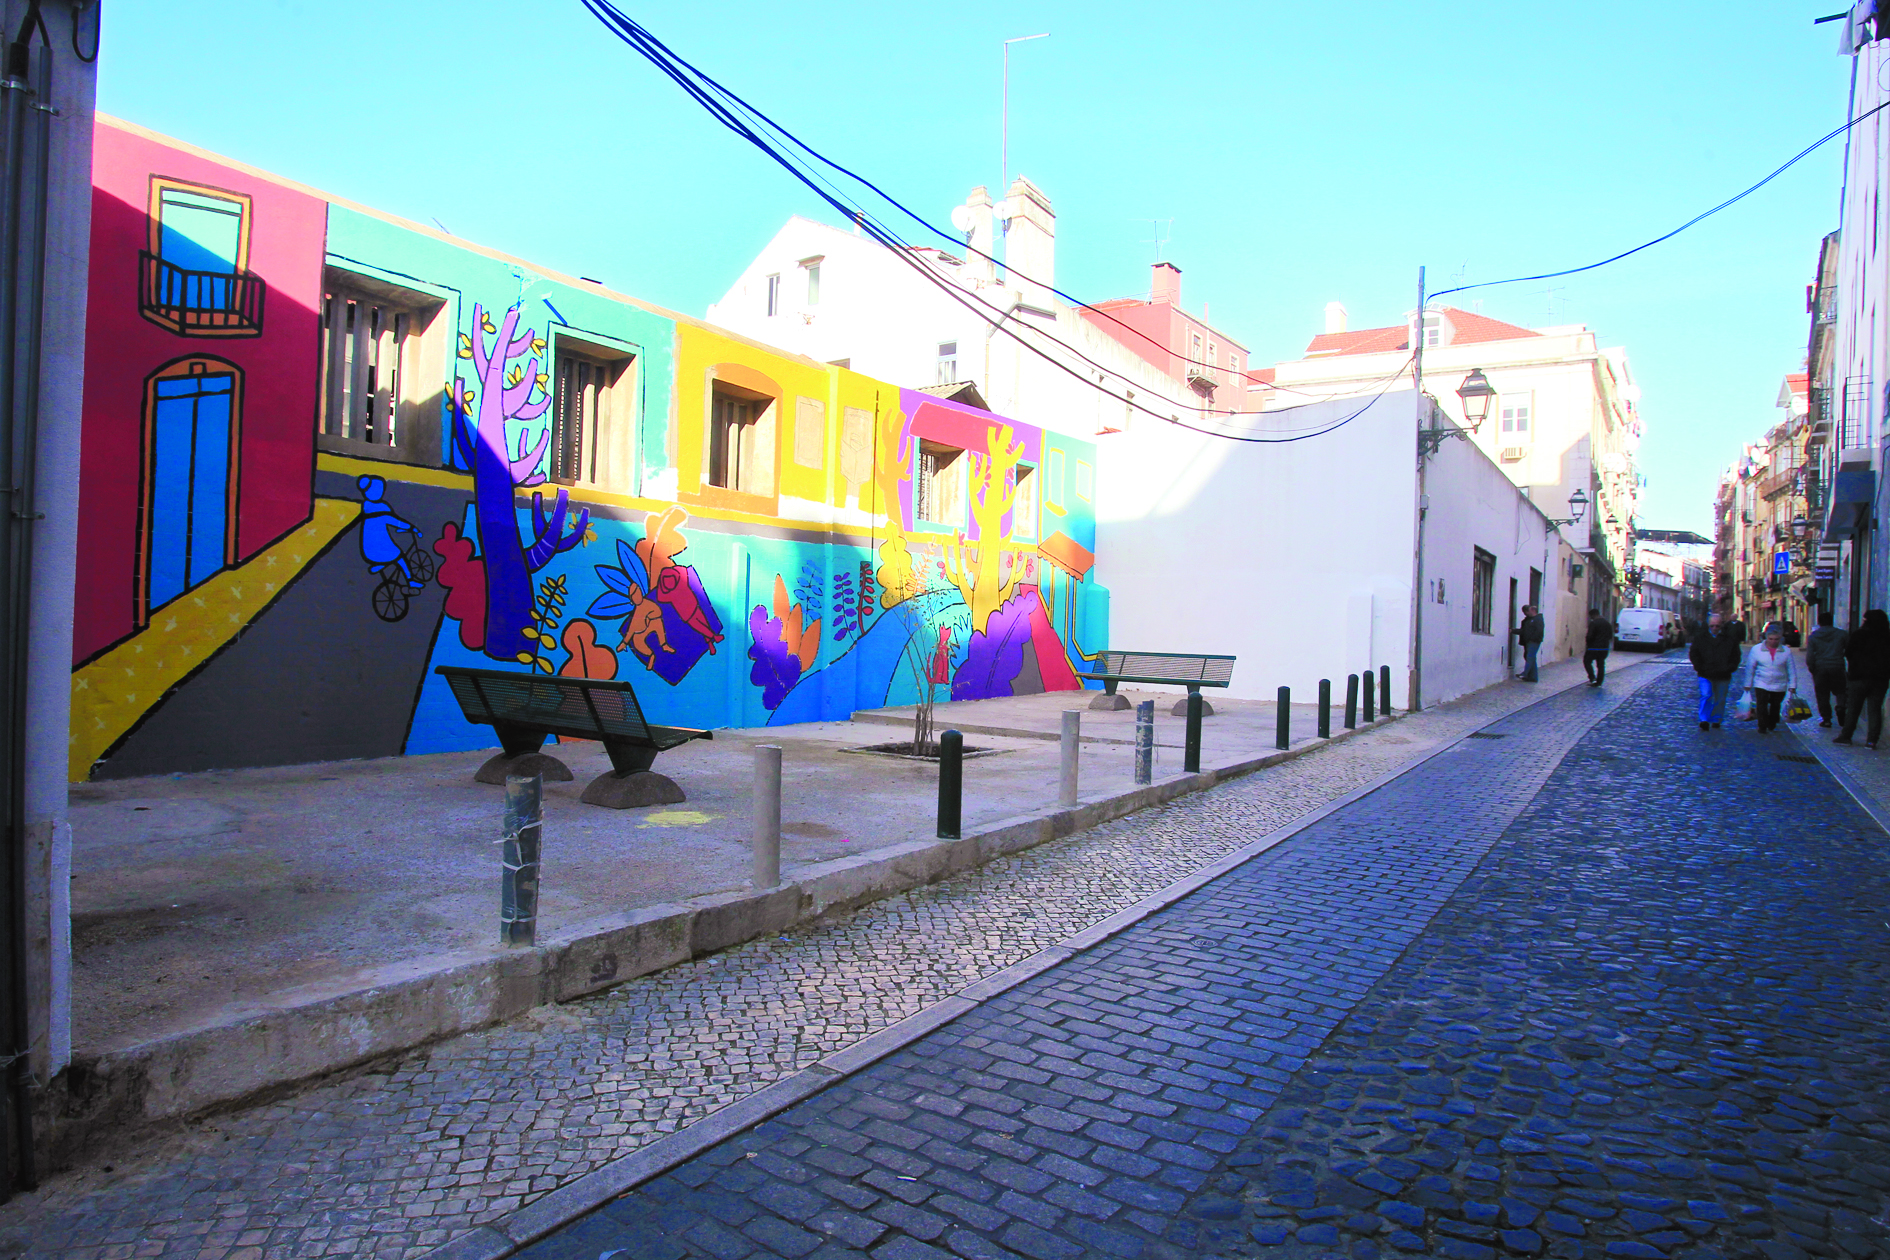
1303;308;1541;358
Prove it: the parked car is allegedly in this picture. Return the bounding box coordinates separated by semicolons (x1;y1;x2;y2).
1780;620;1802;648
1614;608;1668;652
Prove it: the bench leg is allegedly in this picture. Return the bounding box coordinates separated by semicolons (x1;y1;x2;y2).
1089;685;1132;712
474;725;573;785
580;741;685;809
1169;689;1214;718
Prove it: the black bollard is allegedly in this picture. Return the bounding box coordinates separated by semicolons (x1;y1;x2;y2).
1184;690;1204;773
1318;679;1331;739
1276;686;1290;751
1380;665;1392;715
1363;671;1376;722
937;729;963;839
1345;674;1359;730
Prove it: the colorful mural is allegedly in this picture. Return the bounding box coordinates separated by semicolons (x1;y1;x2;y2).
68;117;1106;782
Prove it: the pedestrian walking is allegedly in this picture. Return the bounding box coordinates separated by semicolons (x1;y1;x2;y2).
1583;609;1613;687
1742;623;1799;735
1517;603;1545;682
1804;611;1849;728
1688;610;1742;729
1835;608;1890;748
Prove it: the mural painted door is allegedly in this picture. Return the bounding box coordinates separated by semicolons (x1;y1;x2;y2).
147;371;235;610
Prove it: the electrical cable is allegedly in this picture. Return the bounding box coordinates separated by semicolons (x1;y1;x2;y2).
1430;98;1890;304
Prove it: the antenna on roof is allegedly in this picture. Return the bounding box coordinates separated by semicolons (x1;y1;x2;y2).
1133;217;1173;266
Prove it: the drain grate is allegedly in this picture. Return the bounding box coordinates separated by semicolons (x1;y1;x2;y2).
1776;754;1818;764
1466;732;1507;739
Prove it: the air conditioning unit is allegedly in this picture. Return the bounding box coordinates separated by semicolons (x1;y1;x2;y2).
1498;447;1526;462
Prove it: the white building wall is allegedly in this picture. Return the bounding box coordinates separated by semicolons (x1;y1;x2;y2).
1837;34;1890;615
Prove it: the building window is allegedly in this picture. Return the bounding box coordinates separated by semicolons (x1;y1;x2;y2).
1471;547;1496;634
1500;392;1532;436
805;261;821;306
140;179;263;337
1011;465;1037;542
1422;313;1443;348
321;284;420;449
915;440;966;526
709;384;767;493
550;351;622;486
937;341;958;385
765;273;780;317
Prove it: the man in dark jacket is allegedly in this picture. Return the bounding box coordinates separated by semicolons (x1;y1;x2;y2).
1689;611;1743;729
1804;611;1849;728
1836;608;1890;747
1583;609;1614;687
1517;604;1545;682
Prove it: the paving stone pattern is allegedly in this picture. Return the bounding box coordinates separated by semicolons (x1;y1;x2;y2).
0;661;1630;1259
515;670;1683;1259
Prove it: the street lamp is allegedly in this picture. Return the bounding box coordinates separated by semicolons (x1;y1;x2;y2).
1546;488;1589;528
1456;368;1497;426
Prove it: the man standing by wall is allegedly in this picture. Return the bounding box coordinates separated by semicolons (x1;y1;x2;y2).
1689;611;1742;730
1805;611;1849;729
1517;603;1545;682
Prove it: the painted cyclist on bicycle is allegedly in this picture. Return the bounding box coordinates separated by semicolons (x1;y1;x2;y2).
357;474;425;590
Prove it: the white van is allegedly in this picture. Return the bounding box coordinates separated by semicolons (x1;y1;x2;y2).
1614;608;1667;651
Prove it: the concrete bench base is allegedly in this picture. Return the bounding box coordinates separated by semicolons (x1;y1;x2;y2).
579;770;685;809
474;752;574;784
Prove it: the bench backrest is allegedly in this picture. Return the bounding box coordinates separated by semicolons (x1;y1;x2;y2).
438;666;655;743
1092;651;1236;686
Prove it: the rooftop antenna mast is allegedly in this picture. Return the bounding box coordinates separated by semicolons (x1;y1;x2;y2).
1134;217;1174;268
1001;33;1049;195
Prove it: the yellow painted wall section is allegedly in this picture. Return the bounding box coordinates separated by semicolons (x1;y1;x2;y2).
675;324;833;504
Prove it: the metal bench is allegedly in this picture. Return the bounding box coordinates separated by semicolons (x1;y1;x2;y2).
1086;650;1237;715
436;665;711;808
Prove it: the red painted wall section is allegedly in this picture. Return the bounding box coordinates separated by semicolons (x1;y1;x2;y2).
75;121;327;664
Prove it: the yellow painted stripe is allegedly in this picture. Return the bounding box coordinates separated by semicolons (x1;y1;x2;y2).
318;451;472;492
68;499;360;781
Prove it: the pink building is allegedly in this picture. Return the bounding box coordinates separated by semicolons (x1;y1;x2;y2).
1078;262;1267;414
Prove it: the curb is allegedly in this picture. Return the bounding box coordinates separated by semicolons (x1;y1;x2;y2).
49;712;1404;1161
418;665;1646;1259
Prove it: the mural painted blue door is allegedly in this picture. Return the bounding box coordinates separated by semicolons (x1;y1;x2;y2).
148;372;234;610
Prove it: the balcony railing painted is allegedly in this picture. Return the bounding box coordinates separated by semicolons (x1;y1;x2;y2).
139;251;265;337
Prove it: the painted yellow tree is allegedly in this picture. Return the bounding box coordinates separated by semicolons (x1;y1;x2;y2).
944;424;1025;634
871;406;921;610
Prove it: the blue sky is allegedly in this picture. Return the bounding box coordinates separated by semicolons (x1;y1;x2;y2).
102;2;1852;533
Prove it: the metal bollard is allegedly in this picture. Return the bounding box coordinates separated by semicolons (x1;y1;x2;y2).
1363;670;1376;723
1276;686;1290;751
1380;665;1393;715
1345;674;1359;730
753;744;782;889
1318;679;1331;739
501;772;542;947
1134;700;1154;785
1184;690;1204;774
938;730;963;839
1059;710;1081;807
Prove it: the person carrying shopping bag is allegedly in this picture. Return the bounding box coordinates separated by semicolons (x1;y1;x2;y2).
1742;623;1799;735
1836;609;1890;748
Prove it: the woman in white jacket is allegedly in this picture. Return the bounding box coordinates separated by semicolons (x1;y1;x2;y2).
1745;623;1799;734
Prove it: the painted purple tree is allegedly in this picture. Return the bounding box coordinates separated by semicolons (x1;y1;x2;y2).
450;302;590;664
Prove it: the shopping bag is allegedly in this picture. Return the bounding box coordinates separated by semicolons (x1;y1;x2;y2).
1785;693;1813;723
1732;692;1756;722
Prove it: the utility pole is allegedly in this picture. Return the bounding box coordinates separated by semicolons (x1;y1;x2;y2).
1001;33;1049;196
1410;267;1428;712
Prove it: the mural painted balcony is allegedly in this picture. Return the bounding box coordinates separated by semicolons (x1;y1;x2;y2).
138;250;265;337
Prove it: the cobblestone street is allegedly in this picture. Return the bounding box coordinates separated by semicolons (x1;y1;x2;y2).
0;660;1636;1259
517;663;1890;1260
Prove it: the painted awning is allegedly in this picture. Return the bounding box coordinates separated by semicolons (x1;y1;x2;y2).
1822;469;1875;541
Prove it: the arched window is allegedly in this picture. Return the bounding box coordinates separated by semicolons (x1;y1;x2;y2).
138;357;244;622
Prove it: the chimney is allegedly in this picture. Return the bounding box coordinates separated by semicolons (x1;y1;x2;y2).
1325;301;1348;334
1000;176;1055;310
1152;261;1181;306
951;185;997;285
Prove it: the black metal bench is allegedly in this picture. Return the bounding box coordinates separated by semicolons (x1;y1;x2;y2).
1087;650;1237;715
436;665;712;808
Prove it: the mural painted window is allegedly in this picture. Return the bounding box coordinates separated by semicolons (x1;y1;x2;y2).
551;351;620;486
140;359;242;621
915;440;966;527
936;341;958;385
139;179;262;337
1500;392;1532;437
1075;460;1093;502
1471;547;1496;635
709;385;766;493
765;273;780;317
321;284;414;448
1010;464;1038;542
1045;448;1066;513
